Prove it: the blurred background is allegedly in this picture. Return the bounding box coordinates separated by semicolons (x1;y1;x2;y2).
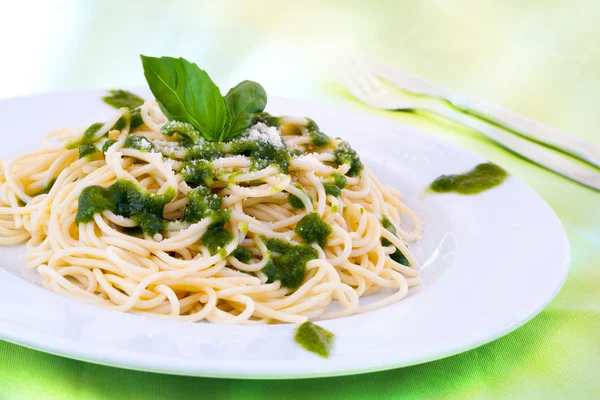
1;0;599;138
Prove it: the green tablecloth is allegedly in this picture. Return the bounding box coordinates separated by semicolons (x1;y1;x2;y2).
1;1;599;398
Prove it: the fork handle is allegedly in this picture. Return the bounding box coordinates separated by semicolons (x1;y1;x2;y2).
421;101;600;191
449;98;600;168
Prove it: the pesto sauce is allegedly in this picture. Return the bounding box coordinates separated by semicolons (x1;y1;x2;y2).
294;321;334;358
330;173;348;189
79;143;99;159
183;186;223;223
103;90;144;132
180;160;214;186
288;184;311;209
262;238;318;288
102;90;144;110
202;222;234;256
323;182;341;197
381;215;409;266
429;163;508;195
112;108;143;131
232;247;253;262
294;212;332;247
161;113;309;174
102;139;117;154
76;179;175;236
123;135;157;152
31;179;56;197
306;118;331;147
333;140;364;177
112;117;126;131
161;121;204;144
229;138;290;173
185;137;290;173
199;208;234;256
185;141;226;161
250;112;281;127
66;122;105;159
323;174;347;197
130;108;144;130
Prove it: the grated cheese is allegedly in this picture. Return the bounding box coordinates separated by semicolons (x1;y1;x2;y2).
293;153;324;169
138;139;153;151
244;123;284;149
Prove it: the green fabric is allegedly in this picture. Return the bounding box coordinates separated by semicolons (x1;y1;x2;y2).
2;1;600;398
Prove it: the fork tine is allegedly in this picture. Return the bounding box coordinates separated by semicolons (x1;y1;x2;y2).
351;57;386;93
346;62;373;96
341;61;369;99
341;55;403;109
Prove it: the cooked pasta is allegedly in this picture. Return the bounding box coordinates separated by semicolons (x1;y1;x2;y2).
0;93;422;324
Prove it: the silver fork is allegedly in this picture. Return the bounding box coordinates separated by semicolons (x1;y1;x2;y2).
342;58;600;191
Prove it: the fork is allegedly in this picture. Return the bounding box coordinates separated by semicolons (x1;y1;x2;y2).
342;58;600;191
363;56;600;169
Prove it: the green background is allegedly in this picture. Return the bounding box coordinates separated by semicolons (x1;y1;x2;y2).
1;1;599;398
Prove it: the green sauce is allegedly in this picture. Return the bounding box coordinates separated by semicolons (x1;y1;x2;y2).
202;218;234;256
381;215;409;266
183;192;234;255
229;138;290;173
66;122;105;159
112;117;126;131
185;141;226;161
262;238;318;288
130;108;144;130
323;182;341;197
333;140;364;177
429;163;508;195
306;118;331;147
102;90;144;110
330;173;348;189
163;114;343;175
381;215;396;236
185;137;290;173
76;179;175;236
288;184;310;209
183;186;222;223
79;143;99;159
102;90;145;132
251;112;281;127
29;178;56;198
232;247;253;262
122;226;143;236
294;322;334;358
123;135;157;152
112;108;143;132
181;160;214;186
323;173;348;197
102;139;117;154
161;121;204;145
295;212;332;247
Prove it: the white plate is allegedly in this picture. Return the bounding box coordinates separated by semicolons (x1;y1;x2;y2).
0;89;569;379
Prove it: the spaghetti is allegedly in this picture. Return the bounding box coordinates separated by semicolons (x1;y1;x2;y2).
0;99;422;324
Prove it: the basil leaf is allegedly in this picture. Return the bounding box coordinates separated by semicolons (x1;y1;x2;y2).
102;90;144;109
140;55;228;142
223;80;267;141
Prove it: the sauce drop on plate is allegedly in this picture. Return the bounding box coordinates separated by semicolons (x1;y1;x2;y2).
429;163;508;195
294;322;335;358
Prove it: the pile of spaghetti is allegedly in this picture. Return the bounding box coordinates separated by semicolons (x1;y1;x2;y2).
0;92;422;324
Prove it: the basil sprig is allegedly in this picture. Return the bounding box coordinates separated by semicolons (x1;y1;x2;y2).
140;55;267;142
223;80;267;141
